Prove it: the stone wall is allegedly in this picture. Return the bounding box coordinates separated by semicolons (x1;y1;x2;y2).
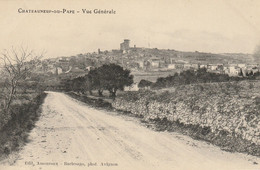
113;81;260;145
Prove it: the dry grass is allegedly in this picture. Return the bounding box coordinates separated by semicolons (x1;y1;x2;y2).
0;92;47;160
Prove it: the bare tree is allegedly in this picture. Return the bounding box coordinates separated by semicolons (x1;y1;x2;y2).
0;46;44;114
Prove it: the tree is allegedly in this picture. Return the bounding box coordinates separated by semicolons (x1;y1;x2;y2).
65;76;87;93
86;69;102;96
0;46;43;114
179;69;196;84
93;64;133;98
138;79;152;89
238;68;243;77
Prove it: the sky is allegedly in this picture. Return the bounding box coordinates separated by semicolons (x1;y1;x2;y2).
0;0;260;59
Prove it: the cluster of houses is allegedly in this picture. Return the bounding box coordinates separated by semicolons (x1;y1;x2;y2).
33;39;260;79
37;55;260;79
199;63;259;76
123;62;260;92
135;58;259;77
34;57;89;79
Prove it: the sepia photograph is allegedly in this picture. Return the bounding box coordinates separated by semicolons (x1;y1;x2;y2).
0;0;260;169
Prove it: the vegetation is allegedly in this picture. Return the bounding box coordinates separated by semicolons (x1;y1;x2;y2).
0;47;46;159
64;64;134;98
86;68;102;96
138;79;153;89
63;76;87;94
0;47;43;115
67;92;112;110
0;93;46;159
113;80;260;156
151;68;259;89
94;64;133;97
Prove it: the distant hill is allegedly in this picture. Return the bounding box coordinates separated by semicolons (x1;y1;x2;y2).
38;47;256;78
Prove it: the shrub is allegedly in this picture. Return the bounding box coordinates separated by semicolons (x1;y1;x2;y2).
0;92;47;159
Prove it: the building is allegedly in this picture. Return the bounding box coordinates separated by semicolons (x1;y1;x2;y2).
112;49;122;54
148;58;161;68
56;57;70;72
175;63;184;69
229;66;240;75
208;64;218;71
184;63;192;69
170;58;176;64
238;63;246;68
120;39;130;51
167;64;176;69
48;68;57;75
247;64;259;69
86;66;94;71
137;61;144;69
56;67;62;75
199;64;207;69
191;64;199;69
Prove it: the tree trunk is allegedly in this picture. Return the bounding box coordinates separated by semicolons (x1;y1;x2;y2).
98;89;103;96
111;91;116;98
109;88;117;99
5;85;15;113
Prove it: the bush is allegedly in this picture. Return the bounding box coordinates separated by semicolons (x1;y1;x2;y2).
0;92;47;160
151;68;258;89
67;92;112;109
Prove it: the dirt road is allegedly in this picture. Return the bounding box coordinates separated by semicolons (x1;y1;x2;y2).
1;92;259;170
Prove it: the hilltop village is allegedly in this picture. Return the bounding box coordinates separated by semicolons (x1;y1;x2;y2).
31;39;260;84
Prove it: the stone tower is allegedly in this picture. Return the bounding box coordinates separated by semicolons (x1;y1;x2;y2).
120;39;130;51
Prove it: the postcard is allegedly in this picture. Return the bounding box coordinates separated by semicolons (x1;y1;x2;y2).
0;0;260;170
